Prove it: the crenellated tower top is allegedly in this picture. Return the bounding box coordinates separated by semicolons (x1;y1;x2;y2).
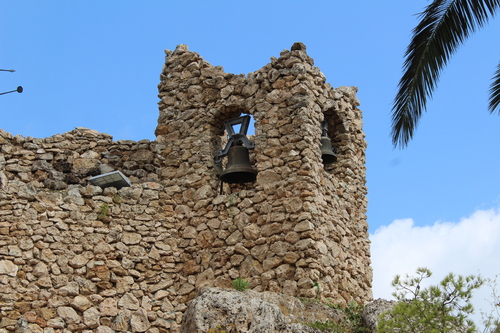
155;42;371;304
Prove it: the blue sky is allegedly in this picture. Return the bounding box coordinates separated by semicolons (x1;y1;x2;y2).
2;1;500;316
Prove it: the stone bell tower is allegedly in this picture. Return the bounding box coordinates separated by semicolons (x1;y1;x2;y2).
155;42;372;305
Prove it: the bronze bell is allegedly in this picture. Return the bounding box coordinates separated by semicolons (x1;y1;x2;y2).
320;136;337;164
220;145;258;184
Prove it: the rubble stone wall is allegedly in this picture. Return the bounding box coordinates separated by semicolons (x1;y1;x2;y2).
0;43;371;332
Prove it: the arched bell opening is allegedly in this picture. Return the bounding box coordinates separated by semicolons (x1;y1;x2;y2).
213;110;257;188
322;108;342;172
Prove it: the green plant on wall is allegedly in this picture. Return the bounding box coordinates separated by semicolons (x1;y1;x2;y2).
231;277;250;292
314;281;321;299
98;203;110;219
113;193;122;203
306;301;369;333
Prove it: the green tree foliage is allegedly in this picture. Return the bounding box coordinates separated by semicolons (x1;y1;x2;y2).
378;267;484;333
481;275;500;332
392;0;500;148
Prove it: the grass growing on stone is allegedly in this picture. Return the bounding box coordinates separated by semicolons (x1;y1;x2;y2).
98;203;110;219
113;193;122;203
303;300;369;333
231;277;250;291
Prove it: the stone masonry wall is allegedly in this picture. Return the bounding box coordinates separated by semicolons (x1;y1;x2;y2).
155;42;371;302
0;43;371;332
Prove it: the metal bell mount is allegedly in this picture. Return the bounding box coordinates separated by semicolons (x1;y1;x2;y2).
215;116;257;184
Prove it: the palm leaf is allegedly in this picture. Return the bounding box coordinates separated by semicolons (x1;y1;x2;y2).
392;0;500;147
489;61;500;112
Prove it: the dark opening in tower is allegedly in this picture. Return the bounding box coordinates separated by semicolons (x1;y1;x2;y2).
214;113;257;186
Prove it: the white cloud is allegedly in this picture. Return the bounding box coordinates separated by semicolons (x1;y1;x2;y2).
370;207;500;326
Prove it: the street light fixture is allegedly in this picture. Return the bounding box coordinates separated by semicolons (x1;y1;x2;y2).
1;68;23;96
0;86;23;96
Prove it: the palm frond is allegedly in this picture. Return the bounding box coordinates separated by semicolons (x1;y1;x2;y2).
488;61;500;113
392;0;500;148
